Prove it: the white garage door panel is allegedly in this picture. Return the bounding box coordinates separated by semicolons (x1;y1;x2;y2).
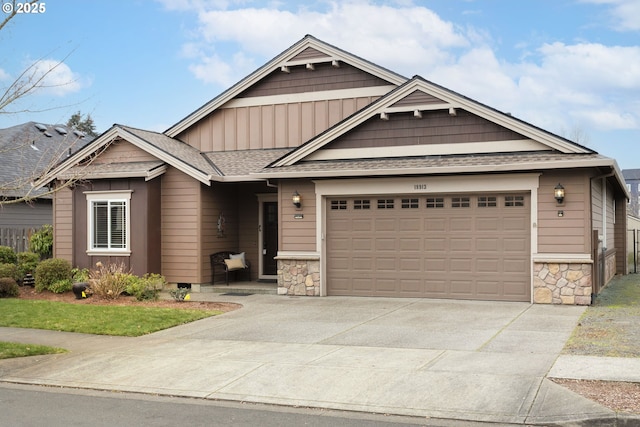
327;193;531;301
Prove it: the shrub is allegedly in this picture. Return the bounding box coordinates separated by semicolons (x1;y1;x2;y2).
29;224;53;259
0;246;17;264
34;258;72;292
169;287;190;301
49;279;73;294
0;277;19;298
89;261;132;299
71;267;90;283
126;273;166;301
0;263;19;282
17;251;40;278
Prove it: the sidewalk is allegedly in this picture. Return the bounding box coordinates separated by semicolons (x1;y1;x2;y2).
1;293;639;426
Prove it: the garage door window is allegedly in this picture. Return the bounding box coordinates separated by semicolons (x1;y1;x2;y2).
478;196;497;207
452;197;470;208
505;195;525;207
377;199;394;209
331;200;347;210
354;199;370;210
401;198;419;209
426;197;445;208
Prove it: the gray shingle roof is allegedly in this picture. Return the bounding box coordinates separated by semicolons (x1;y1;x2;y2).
622;169;640;180
204;148;293;177
119;125;219;177
0;122;91;198
58;160;165;180
257;152;611;177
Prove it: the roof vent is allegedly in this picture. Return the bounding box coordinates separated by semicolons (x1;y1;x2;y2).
54;126;68;135
73;129;85;138
34;123;47;131
31;142;40;151
43;131;52;137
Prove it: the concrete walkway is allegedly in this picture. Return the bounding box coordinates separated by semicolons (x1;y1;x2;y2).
1;293;639;425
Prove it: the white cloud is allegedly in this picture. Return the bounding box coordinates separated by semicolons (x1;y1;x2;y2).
27;59;86;97
0;68;9;81
581;0;640;31
162;0;640;135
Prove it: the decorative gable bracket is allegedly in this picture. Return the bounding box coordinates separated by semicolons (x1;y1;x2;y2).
379;104;459;120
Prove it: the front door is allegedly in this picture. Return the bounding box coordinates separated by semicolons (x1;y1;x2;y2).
262;201;278;276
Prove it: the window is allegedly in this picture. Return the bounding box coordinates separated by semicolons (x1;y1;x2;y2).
86;191;132;254
478;196;497;207
401;198;419;209
451;197;470;208
426;197;444;208
377;199;394;209
505;195;525;207
331;200;347;210
354;199;370;210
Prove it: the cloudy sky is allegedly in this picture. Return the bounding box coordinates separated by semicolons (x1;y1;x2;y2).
0;0;638;169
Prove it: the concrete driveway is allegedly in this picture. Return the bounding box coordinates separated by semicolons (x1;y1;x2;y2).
0;294;621;425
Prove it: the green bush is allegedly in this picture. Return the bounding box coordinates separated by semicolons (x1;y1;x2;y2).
169;287;190;301
126;273;166;301
49;279;73;294
29;224;53;259
35;258;72;292
17;251;40;278
0;277;19;298
0;246;17;264
71;267;90;283
0;263;20;282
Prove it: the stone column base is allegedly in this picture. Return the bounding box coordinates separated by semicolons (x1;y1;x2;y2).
276;255;320;296
533;261;592;305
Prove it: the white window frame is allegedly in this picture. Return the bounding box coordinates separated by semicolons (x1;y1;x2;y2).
85;190;132;256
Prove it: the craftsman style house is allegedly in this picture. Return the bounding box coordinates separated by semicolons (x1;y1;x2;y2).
38;35;628;304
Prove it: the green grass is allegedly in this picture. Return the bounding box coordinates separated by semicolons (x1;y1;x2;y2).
0;299;222;337
564;274;640;357
0;341;67;359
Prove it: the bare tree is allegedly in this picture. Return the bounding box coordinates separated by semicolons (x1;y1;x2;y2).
0;1;104;206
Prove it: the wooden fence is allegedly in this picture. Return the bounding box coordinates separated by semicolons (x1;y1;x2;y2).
0;228;36;253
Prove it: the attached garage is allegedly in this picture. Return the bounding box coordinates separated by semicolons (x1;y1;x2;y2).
326;193;531;301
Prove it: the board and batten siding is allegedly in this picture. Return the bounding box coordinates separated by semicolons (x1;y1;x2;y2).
177;96;379;152
537;171;591;254
279;180;316;252
161;167;201;284
53;186;73;261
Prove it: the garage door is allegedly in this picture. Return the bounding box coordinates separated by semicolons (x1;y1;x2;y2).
326;193;530;301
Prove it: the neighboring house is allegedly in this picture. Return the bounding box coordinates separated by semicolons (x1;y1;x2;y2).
36;35;628;305
0;122;89;250
629;214;640;273
622;169;640;217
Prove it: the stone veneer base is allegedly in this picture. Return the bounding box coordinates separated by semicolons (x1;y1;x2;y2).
277;257;321;296
533;261;592;305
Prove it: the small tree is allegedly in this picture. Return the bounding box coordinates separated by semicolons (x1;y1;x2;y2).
67;111;98;138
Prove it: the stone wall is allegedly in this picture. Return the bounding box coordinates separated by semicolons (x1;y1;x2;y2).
277;257;320;296
533;262;592;305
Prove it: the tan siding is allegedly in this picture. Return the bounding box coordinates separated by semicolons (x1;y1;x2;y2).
290;47;329;62
392;90;445;107
178;97;380;151
96;140;157;163
53;185;73;262
606;181;615;250
329;110;527;150
239;62;391;98
538;171;591;254
280;180;316;252
161;167;201;283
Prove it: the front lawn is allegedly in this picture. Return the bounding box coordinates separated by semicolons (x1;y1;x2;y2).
0;299;222;337
0;341;67;359
563;273;640;357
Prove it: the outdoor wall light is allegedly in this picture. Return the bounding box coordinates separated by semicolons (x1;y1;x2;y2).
554;183;565;204
292;191;302;208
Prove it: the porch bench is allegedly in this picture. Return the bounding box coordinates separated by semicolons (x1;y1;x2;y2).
210;251;251;285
